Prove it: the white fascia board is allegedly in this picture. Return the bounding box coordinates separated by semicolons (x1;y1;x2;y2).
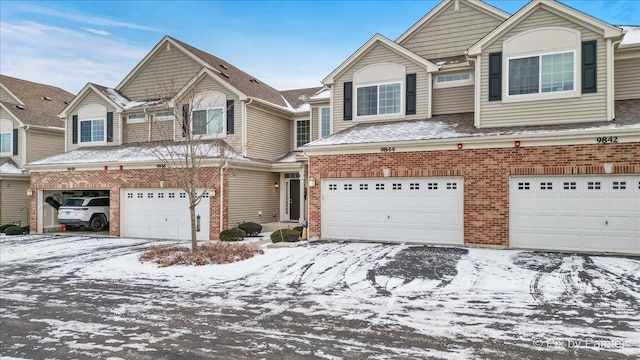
323;34;439;85
59;84;123;118
24;124;65;133
304;127;640;155
0;103;25;127
0;173;30;180
0;83;24;105
468;0;623;56
25;158;269;173
247;97;295;117
169;68;248;108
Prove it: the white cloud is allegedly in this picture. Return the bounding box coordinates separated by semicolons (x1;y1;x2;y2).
0;21;149;93
84;28;111;36
16;4;164;33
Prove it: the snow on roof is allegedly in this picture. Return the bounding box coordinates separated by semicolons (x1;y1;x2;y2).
620;26;640;47
274;151;303;163
309;88;330;101
0;159;26;174
29;141;245;166
306;116;640;147
103;88;166;110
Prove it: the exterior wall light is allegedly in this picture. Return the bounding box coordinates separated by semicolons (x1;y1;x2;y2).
309;177;316;187
274;181;279;189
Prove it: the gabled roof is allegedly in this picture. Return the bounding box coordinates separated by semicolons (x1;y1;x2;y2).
0;74;73;128
59;83;123;118
323;34;439;85
115;36;287;107
169;68;248;107
396;0;510;44
468;0;623;56
281;87;323;110
0;157;27;175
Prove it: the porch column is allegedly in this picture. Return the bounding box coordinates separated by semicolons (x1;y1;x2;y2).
298;167;306;222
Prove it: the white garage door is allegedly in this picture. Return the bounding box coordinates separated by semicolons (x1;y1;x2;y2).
322;177;463;244
510;176;640;254
121;188;210;241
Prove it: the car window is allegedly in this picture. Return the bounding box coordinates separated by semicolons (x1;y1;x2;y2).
61;199;85;207
88;198;109;206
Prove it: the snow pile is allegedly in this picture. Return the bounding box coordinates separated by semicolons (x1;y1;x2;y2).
0;161;26;174
620;26;640;47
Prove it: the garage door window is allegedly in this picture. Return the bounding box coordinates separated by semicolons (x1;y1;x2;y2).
393;183;402;190
359;184;368;190
127;193;133;198
158;193;164;198
410;183;419;190
376;183;385;190
563;182;576;190
587;181;601;190
540;182;553;190
344;184;353;190
137;193;143;198
428;183;438;190
169;193;175;198
328;184;337;191
613;181;626;190
518;182;530;190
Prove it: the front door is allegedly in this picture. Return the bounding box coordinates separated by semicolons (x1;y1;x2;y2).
289;179;300;221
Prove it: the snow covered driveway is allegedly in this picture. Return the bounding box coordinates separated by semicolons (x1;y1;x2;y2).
1;235;639;359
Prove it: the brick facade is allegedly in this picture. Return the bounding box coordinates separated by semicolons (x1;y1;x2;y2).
29;167;228;240
308;143;640;247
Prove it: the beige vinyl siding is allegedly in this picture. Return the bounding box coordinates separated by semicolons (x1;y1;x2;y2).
310;107;319;141
400;1;504;60
615;58;640;100
66;91;119;151
175;76;242;151
25;130;64;164
246;104;290;160
124;122;148;143
479;8;607;127
432;85;474;115
333;43;430;134
151;119;174;141
120;45;202;101
228;169;279;226
0;178;30;225
0;87;19;103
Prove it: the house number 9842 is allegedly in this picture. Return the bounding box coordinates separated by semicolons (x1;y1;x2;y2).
380;147;396;153
596;137;618;144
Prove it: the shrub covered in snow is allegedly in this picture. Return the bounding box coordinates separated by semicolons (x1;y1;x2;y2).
220;228;246;242
139;242;262;267
3;226;30;235
270;228;300;243
0;224;15;233
238;222;262;237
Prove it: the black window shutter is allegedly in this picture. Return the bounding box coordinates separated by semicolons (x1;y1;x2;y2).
406;73;417;115
72;115;78;144
106;112;113;142
182;104;190;137
582;40;597;94
13;128;18;155
343;82;353;120
489;52;502;101
226;100;235;134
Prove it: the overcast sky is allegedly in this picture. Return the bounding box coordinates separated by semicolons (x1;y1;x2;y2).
1;0;638;94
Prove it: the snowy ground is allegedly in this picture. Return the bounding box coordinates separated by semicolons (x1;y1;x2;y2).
1;235;639;359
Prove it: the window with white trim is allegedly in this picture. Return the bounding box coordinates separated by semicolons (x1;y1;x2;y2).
434;72;473;88
192;108;224;135
320;107;330;138
356;82;401;116
0;131;11;154
155;110;174;121
127;113;146;124
296;119;310;148
508;51;575;96
80;118;105;143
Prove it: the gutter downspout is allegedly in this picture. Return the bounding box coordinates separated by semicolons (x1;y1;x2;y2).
22;125;29;166
608;38;623;121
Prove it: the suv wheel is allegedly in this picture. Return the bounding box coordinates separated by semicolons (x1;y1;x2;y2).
90;215;107;232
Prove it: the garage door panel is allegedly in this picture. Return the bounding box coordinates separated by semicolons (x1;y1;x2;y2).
121;188;210;241
322;177;463;244
510;176;639;254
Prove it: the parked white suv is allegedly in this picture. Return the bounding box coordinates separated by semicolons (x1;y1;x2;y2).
58;197;110;231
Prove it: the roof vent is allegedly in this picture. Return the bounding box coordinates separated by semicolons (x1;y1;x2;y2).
42;96;51;101
64;101;69;105
221;72;229;78
15;104;25;110
219;64;228;70
250;78;260;84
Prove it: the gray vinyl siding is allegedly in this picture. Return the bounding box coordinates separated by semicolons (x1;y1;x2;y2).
175;76;242;151
615;57;640;100
228;169;279;226
120;45;202;101
66;91;120;151
432;85;474;115
0;178;30;226
479;8;607;127
25;130;64;164
400;1;504;60
246;104;290;160
333;43;430;134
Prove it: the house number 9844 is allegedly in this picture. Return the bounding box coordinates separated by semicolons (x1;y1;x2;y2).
596;137;618;144
380;147;396;153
